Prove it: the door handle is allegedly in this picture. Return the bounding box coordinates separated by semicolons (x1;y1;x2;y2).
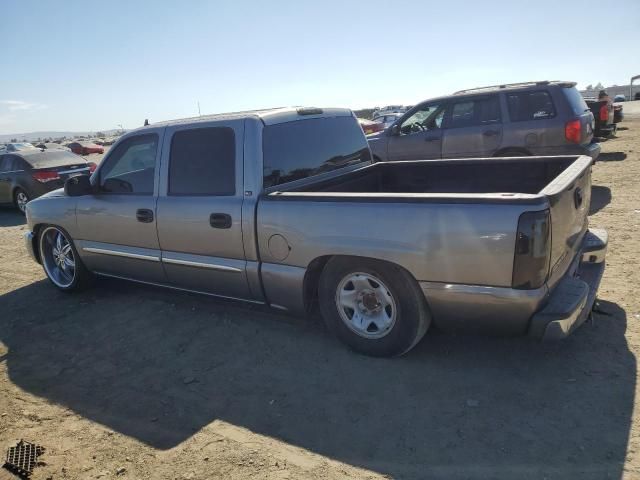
210;213;232;229
483;130;499;137
136;208;154;223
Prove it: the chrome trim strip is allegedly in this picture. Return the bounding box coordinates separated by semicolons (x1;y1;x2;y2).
82;247;160;262
58;166;90;175
94;272;264;305
162;256;242;272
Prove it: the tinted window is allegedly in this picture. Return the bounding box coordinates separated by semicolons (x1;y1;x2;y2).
450;96;501;128
507;91;556;121
263;116;370;188
169;127;235;196
563;87;590;116
99;134;158;194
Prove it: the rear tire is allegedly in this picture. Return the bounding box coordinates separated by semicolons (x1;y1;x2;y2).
39;225;95;292
319;257;430;357
13;188;29;215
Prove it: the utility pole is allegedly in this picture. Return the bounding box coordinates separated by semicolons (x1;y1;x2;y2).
198;101;201;116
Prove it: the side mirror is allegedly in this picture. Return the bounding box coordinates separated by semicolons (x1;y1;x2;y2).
390;124;401;136
64;174;93;197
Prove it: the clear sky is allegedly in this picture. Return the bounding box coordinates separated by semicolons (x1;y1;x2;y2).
2;0;639;134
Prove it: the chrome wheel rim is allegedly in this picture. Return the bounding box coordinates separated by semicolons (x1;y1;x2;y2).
40;227;76;288
16;191;28;212
335;272;397;339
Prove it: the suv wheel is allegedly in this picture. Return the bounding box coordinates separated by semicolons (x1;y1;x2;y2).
319;257;431;357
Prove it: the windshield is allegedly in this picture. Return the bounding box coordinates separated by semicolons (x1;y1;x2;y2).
263;116;371;188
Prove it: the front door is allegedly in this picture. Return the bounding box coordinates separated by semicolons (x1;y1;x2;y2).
156;120;252;301
441;95;503;158
75;130;166;283
387;102;446;161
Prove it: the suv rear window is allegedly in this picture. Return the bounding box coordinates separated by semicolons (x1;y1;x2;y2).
563;87;590;116
263;116;370;188
507;91;556;121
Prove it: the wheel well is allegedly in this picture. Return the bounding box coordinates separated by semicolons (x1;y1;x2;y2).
302;254;427;314
493;147;532;157
30;223;43;264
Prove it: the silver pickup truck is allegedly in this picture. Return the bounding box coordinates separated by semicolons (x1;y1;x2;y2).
23;107;607;356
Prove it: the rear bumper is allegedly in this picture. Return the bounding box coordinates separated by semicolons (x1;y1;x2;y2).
528;228;607;340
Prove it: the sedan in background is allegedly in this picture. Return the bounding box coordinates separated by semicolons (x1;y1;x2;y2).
67;141;104;155
374;113;403;128
1;143;37;153
0;149;96;213
357;118;385;135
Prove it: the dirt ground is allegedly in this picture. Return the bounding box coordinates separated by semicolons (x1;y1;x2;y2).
0;121;639;480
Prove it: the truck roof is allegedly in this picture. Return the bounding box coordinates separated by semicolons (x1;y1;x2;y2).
145;107;354;129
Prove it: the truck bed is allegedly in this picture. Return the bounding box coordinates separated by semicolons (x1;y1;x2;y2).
288;156;577;195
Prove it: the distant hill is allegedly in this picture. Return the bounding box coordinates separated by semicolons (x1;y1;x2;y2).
0;129;122;142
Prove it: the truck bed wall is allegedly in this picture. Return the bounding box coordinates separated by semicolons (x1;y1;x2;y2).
292;157;576;195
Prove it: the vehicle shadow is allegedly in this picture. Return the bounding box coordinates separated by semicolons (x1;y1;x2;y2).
0;209;25;227
590;186;612;215
0;280;634;479
598;152;627;162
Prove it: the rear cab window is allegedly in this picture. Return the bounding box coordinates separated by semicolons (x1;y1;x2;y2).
168;127;236;196
263;116;370;189
506;91;556;121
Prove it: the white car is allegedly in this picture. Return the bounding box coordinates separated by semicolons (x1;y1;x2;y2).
373;113;403;128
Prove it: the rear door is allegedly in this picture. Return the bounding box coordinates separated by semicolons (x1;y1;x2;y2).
441;95;502;157
387;102;446;160
75;130;166;283
156;120;252;300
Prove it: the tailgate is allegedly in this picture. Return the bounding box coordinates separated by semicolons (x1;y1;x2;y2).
541;156;592;288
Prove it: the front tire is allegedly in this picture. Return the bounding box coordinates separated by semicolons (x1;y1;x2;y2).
319;257;430;357
39;225;94;292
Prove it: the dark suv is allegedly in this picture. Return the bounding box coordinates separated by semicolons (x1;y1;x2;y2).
367;81;600;161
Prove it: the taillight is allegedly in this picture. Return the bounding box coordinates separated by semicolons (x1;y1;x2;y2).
88;162;97;173
564;119;581;144
32;171;60;183
599;104;608;121
512;210;551;289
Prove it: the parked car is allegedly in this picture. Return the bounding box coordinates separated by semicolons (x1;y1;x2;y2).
368;81;600;162
0;149;97;214
357;118;385;135
67;142;104;155
1;143;37;153
35;142;72;152
613;94;626;102
374;113;403;128
585;98;615;137
635;92;640;101
613;103;624;124
23;107;607;356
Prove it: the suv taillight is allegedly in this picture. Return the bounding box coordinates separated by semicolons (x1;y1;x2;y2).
599;104;608;121
32;170;60;183
564;119;581;144
512;210;551;289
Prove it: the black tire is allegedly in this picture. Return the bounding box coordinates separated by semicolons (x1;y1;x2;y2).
13;188;29;215
318;257;431;357
38;225;95;292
